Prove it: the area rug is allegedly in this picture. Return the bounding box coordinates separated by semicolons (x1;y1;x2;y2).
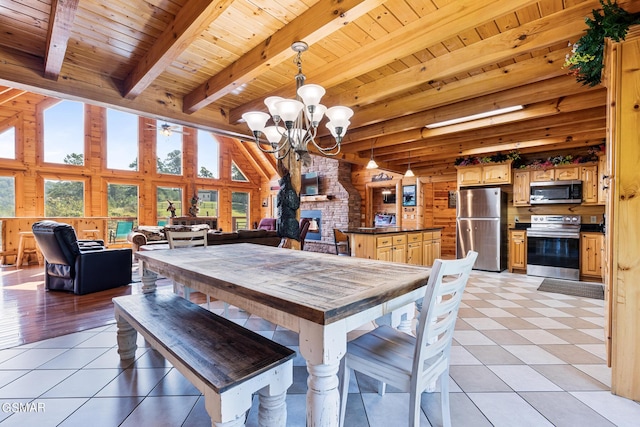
537;278;604;300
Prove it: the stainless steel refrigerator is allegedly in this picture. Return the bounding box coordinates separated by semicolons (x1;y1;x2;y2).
456;187;508;272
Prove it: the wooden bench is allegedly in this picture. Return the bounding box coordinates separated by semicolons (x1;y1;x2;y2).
113;293;295;427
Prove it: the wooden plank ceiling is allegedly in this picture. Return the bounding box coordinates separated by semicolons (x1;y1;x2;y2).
1;0;637;177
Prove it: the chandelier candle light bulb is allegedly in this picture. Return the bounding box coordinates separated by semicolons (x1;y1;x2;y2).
242;41;353;163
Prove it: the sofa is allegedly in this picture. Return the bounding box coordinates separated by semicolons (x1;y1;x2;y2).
127;225;281;252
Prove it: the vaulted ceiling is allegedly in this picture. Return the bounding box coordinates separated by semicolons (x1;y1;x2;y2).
1;0;636;177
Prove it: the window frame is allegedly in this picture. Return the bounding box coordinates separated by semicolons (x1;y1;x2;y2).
0;114;24;166
41;175;88;218
38;99;88;168
105;108;140;172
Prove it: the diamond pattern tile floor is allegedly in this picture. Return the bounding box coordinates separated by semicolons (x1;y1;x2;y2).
1;270;639;426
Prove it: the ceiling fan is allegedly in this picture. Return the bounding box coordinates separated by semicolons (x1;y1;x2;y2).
146;122;189;137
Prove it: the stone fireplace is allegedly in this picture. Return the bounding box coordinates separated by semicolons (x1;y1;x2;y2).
300;157;361;254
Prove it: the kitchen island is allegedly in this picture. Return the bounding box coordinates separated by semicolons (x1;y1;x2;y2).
344;227;442;266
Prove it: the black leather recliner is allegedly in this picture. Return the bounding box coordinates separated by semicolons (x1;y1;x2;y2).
32;220;133;295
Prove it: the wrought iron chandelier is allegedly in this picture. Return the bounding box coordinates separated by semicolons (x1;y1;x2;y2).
242;41;353;164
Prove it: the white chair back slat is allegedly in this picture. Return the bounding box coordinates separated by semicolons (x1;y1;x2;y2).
413;251;477;380
166;229;208;249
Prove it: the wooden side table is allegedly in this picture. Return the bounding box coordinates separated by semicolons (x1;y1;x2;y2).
16;231;43;268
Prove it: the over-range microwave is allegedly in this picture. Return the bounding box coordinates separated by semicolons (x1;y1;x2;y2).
529;180;582;204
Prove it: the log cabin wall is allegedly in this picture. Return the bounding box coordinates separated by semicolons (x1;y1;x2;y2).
0;93;272;247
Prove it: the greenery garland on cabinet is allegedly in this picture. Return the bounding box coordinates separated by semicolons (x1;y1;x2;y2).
454;144;605;170
563;0;640;87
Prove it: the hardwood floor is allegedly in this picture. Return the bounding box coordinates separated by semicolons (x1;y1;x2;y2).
0;262;205;349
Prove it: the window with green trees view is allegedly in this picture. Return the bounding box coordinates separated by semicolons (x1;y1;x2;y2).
232;192;249;230
44;100;84;165
44;179;84;217
231;161;248;182
0;176;15;216
156;121;182;175
197;129;219;178
108;183;138;220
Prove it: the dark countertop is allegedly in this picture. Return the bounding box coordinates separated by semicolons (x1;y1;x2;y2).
344;227;442;235
580;224;605;233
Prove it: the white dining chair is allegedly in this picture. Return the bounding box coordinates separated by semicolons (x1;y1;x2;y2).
338;250;478;427
165;229;212;309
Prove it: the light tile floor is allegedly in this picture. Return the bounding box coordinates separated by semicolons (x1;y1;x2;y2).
1;271;639;426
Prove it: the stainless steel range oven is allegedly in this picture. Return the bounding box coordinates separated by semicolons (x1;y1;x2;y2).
526;215;581;281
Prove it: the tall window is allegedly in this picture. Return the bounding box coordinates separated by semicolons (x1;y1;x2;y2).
156;121;182;175
0;176;15;216
107;109;138;170
44;100;84;165
107;183;138;220
197;129;219;178
231;192;249;230
0;127;15;159
157;187;182;221
198;189;218;217
44;179;84;217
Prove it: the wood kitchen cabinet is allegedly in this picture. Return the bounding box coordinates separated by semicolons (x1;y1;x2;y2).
512;170;530;206
580;232;603;279
375;235;406;263
375;236;393;262
390;234;407;263
456;162;511;187
581;164;599;204
530;166;579;182
406;232;423;266
422;230;441;266
509;230;527;272
348;228;441;266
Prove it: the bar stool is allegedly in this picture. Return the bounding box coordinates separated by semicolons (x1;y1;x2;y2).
16;231;43;268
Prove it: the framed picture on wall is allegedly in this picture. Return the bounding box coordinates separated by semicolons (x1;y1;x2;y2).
402;185;416;206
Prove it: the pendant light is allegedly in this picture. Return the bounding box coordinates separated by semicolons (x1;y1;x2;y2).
366;140;378;169
404;150;414;177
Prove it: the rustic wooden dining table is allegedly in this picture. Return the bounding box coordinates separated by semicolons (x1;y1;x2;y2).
133;243;431;427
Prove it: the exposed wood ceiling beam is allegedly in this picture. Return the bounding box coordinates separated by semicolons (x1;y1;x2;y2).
0;46;250;139
359;93;607;157
336;76;595;152
183;0;386;114
347;48;569;130
377;110;606;160
122;0;234;100
230;137;275;180
44;0;79;80
323;1;596;109
0;88;27;105
394;119;607;165
228;0;542;123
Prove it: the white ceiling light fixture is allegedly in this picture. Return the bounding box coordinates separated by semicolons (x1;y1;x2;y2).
242;41;354;165
425;105;524;129
404;150;415;177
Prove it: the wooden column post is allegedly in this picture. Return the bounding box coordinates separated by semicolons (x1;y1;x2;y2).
605;26;640;401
